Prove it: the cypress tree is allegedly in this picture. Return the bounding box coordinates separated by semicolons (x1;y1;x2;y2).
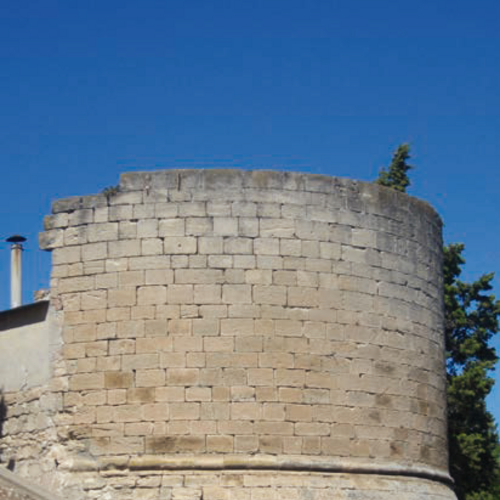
376;143;412;192
375;148;500;499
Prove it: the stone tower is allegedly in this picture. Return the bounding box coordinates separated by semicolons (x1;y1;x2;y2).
0;170;457;499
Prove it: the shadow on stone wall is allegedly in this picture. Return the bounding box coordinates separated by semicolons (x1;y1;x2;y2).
0;392;15;471
0;391;13;470
0;391;5;439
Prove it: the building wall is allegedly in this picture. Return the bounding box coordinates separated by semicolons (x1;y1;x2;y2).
0;303;65;494
0;302;60;392
2;170;456;499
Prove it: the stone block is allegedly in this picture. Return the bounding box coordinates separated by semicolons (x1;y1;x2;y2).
164;237;197;254
159;218;185;237
113;404;144;423
231;403;262;420
186;217;213;236
176;269;223;284
276;369;305;387
122;354;160;370
82;242;107;261
136;337;172;354
124;422;154;436
204;337;234;352
186;387;212;402
220;319;254;336
143;269;173;285
198;236;223;254
169;403;200;420
167;285;194;304
64;226;88;246
247;368;274;386
238;217;259;237
141;238;164;255
119;220;137;239
257;202;281;218
207;202;231;216
208;255;233;268
156;387;185;402
206;435;234;453
128;388;156;403
224;238;253;254
136;369;166;387
80;290;107;310
105;371;134;389
295;422;330;436
108;288;137;307
58;276;94;293
179;201;206;217
137;285;167;305
84;341;108;357
127;256;168;272
321;437;351;456
137;219;158;238
222;285;251;304
253;285;287;305
39;229;64;250
167;368;199;386
115;319;144;337
117;270;144;287
245;270;272;285
44;212;69;230
192;319;219;336
142;403;169;421
287;287;318;307
213;217;238;236
168;319;192;336
133;203;156;219
192;284;222;304
70;373;105;390
260;218;295;238
259;436;283;453
285;404;312;422
235;336;263;352
155;202;178;218
109;205;133;221
87;222;118;242
254;238;280;255
262;403;285;421
257;255;283;270
106;190;142;206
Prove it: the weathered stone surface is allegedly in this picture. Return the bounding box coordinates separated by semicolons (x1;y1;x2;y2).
2;169;454;500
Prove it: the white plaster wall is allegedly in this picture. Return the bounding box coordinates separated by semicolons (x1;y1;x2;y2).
0;305;61;391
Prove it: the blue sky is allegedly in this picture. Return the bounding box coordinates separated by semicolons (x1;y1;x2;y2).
1;1;499;420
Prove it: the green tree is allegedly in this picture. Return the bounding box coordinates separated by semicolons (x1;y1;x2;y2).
376;143;413;192
375;147;500;498
444;244;500;500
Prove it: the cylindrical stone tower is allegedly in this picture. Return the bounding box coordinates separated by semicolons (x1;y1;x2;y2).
16;170;457;498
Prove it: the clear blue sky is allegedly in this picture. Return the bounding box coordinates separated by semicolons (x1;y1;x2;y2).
1;1;499;421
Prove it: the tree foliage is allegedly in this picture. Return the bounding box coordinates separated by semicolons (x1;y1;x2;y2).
376;143;413;192
375;146;500;498
444;244;500;500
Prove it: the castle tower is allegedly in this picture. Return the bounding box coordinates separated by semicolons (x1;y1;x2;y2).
1;170;457;499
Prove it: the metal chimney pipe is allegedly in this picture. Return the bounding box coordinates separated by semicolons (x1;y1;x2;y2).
6;235;26;309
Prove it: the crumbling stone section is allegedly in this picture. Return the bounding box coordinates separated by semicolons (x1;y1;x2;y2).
0;465;63;500
0;385;72;496
3;170;456;499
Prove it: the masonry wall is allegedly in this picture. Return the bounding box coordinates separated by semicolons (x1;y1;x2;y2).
0;303;64;494
2;169;456;499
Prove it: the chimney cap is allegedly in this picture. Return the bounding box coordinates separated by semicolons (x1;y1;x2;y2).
6;235;26;244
